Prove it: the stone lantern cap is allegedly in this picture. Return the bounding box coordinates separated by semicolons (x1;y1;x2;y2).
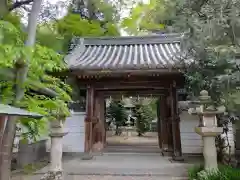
199;90;211;104
188;90;226;116
0;103;43;118
50;119;68;137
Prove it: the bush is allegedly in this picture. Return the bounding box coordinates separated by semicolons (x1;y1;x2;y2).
188;165;204;180
107;100;127;135
133;104;154;136
188;165;240;180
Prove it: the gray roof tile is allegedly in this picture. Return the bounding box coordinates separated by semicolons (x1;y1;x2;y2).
65;33;189;70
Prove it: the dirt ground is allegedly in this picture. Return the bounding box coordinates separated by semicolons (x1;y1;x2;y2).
106;131;159;145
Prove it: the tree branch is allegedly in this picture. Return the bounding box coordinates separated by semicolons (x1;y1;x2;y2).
9;0;34;11
191;0;209;12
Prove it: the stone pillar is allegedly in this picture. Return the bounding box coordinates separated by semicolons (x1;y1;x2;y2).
41;120;68;180
189;90;225;170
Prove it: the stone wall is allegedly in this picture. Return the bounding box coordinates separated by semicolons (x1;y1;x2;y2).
179;109;235;155
46;112;86;153
17;139;48;168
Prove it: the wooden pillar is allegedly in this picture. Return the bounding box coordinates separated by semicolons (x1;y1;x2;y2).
159;95;173;153
92;93;105;152
0;116;6;149
170;82;183;161
84;85;95;153
99;95;106;146
93;94;100;145
156;99;162;149
103;99;107;147
163;94;174;155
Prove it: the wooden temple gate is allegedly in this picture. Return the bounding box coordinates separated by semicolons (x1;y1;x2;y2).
77;76;184;160
63;33;187;160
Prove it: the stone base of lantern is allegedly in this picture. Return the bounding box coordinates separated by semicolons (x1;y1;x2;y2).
40;120;67;180
195;127;223;137
195;127;223;170
40;171;63;180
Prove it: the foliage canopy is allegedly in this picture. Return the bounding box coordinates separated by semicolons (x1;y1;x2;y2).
0;20;71;139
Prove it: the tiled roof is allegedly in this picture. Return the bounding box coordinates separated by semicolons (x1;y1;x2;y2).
65;33;188;70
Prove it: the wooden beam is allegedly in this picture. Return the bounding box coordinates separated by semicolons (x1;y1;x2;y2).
74;68;183;76
97;89;167;97
93;81;171;90
79;80;178;86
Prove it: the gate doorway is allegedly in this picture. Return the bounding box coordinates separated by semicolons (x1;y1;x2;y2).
104;95;160;154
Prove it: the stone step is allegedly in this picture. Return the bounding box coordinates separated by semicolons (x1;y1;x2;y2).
12;174;188;180
105;145;161;153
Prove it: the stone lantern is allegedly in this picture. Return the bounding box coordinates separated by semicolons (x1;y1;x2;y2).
188;90;225;170
41;119;68;180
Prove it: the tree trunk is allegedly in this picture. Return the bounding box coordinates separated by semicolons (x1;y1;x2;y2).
0;1;43;179
0;0;8;17
115;125;119;135
86;0;95;19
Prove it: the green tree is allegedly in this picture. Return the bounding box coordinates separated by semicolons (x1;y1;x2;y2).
36;25;64;53
0;1;44;178
0;17;71;180
168;0;240;109
125;0;240;111
133;103;155;136
107;100;127;135
121;0;167;35
55;0;120;53
56;13;120;53
153;0;240;163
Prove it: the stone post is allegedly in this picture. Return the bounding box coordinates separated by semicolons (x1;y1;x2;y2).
188;90;225;170
41;120;68;180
